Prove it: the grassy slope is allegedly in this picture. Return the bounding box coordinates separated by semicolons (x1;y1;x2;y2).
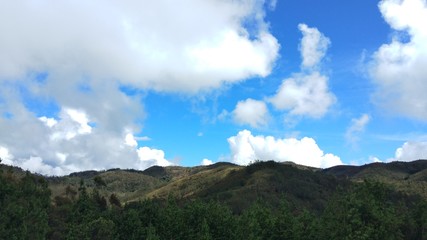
141;161;347;213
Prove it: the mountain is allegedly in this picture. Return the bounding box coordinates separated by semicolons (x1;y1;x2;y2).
41;161;348;212
3;159;427;239
323;159;427;198
143;161;347;212
3;159;427;211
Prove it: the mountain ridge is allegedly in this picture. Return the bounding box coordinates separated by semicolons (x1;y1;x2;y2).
2;159;427;210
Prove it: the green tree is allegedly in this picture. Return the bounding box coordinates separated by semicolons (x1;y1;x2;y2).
0;172;51;240
109;193;121;208
146;223;160;240
157;197;185;239
237;200;275;240
91;189;107;211
321;180;404;240
198;218;212;240
86;217;115;240
272;199;296;240
412;199;427;239
93;176;106;188
293;209;320;240
114;208;144;240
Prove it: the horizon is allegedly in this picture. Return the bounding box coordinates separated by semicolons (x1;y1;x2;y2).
1;0;427;175
3;157;427;177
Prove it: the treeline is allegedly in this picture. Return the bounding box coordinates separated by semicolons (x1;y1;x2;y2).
0;168;51;239
1;167;427;239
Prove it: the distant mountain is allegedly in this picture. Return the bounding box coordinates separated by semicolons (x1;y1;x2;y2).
323;159;427;198
3;159;427;211
142;161;346;212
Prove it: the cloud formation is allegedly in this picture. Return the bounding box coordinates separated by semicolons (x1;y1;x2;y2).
0;146;13;166
0;0;279;93
269;72;336;118
371;0;427;121
392;141;427;162
299;23;331;68
0;107;172;176
233;98;269;128
269;24;336;119
227;130;342;168
201;158;214;166
371;141;427;163
345;114;370;147
0;0;279;175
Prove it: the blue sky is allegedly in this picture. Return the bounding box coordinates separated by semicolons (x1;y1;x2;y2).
1;0;427;175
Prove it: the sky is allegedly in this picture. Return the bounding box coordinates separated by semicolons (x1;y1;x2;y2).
1;0;427;176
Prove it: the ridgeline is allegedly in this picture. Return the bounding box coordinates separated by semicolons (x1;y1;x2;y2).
1;159;427;239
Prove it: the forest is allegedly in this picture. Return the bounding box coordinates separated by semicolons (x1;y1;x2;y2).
1;159;427;239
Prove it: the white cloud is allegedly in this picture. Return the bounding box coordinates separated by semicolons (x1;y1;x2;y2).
39;116;57;128
345;114;370;147
233;98;269;128
269;72;336;118
227;130;342;168
0;146;14;165
369;156;382;163
0;0;279;93
125;133;138;147
0;106;171;175
269;24;335;119
1;146;68;176
370;0;427;121
20;156;67;176
393;141;427;161
201;158;214;166
372;141;427;163
137;147;173;168
217;109;230;121
49;108;93;141
298;23;331;68
0;0;279;175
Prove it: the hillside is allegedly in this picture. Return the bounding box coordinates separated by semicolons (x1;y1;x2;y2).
143;161;347;212
2;159;427;239
3;159;427;210
39;161;347;212
323;159;427;198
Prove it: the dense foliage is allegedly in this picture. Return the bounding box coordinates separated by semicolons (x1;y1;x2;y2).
0;167;51;239
1;161;427;239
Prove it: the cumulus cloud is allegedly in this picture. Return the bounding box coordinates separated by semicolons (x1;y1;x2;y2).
371;141;427;163
0;1;278;175
0;107;172;176
0;0;279;93
369;156;382;163
137;147;172;169
201;158;214;166
298;23;331;68
370;0;427;121
233;98;269;128
269;72;336;118
392;141;427;161
269;24;335;119
0;146;14;165
345;114;370;147
125;133;138;147
227;130;342;168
